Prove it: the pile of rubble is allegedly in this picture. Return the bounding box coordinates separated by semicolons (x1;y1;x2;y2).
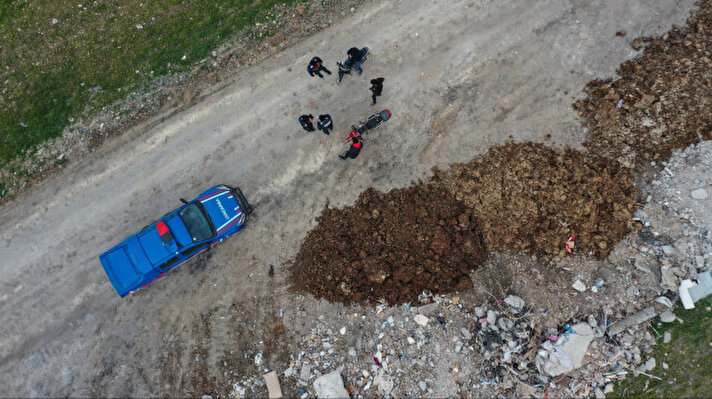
224;139;712;397
228;286;692;398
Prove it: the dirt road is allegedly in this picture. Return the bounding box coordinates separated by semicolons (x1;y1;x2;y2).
0;0;695;395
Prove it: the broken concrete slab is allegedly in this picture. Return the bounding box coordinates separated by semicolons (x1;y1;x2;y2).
688;271;712;303
416;302;439;315
680;279;697;309
373;369;394;396
414;314;429;327
504;295;526;311
606;307;657;336
572;280;586;292
659;310;676;323
264;371;283;399
313;371;349;398
299;364;311;382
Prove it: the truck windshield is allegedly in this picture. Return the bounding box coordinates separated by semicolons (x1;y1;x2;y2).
179;204;213;242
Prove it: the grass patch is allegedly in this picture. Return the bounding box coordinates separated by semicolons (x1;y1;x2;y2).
0;0;298;167
613;296;712;398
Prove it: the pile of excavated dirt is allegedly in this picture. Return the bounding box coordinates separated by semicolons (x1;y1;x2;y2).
437;142;639;259
290;184;487;305
575;4;712;171
291;143;640;305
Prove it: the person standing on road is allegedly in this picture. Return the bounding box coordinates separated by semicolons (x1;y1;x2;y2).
339;137;362;160
370;77;385;105
346;47;364;75
307;56;332;78
299;114;315;132
317;114;334;135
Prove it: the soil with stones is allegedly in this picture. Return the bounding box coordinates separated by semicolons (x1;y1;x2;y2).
575;4;712;172
437;142;640;259
290;184;487;305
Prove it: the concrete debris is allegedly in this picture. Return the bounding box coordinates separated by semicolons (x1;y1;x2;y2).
504;295;526;312
572;280;586;292
626;286;640;297
636;357;656;375
373;370;394;396
413;314;429;327
680;279;697;309
313;371;349;398
654;296;673;308
264;371;283;399
658;310;676;323
416;302;439;315
688;271;712;303
690;188;708;200
244;142;712;398
606;307;657;336
518;381;536;396
299;364;311;381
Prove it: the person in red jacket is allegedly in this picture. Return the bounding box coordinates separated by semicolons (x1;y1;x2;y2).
339;137;362;160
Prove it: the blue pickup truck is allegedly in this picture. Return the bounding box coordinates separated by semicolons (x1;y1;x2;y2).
99;185;252;297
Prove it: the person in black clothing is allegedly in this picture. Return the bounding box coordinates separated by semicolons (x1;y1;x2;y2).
317;114;333;135
298;114;315;132
346;47;364;74
307;56;331;78
339;137;362;160
370;77;385;105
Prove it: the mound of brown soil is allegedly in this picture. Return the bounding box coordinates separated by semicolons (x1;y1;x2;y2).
289;184;487;305
575;4;712;170
436;142;639;259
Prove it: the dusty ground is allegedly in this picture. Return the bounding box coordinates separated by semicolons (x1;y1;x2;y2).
0;0;700;396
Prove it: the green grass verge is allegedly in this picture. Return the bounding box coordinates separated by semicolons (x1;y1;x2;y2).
613;296;712;398
0;0;298;167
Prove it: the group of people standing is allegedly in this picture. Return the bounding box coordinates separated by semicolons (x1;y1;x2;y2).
298;114;333;134
298;47;386;161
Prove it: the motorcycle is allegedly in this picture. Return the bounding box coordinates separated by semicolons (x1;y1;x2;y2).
345;109;392;142
336;46;370;83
